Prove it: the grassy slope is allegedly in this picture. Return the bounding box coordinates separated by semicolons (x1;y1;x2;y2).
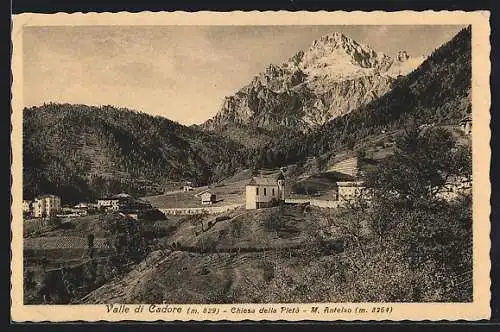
80;205;347;304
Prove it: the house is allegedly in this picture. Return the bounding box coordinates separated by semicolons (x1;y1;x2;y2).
201;192;217;205
23;200;32;214
335;181;368;202
182;181;194;192
56;209;82;218
459;115;472;136
97;198;120;211
32;194;62;218
245;172;285;210
97;194;152;213
126;213;139;220
183;185;194;192
114;193;132;199
74;202;89;210
72;203;90;216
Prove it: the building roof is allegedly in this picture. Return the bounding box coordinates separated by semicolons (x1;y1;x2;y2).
201;192;215;197
74;203;89;208
247;172;284;186
336;181;365;187
36;194;60;199
112;193;132;199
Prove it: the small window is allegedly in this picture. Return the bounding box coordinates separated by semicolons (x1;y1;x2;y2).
272;188;275;196
256;188;259;195
264;188;267;196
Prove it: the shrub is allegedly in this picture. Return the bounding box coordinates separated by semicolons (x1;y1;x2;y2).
264;207;285;232
262;261;275;282
138;209;166;221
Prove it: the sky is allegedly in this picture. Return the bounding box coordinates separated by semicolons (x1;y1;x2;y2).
23;25;465;125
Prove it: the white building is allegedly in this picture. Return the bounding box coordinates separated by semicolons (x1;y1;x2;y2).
32;194;61;218
245;172;285;210
74;202;89;210
183;185;194;192
201;192;216;205
97;198;120;211
23;200;32;214
114;193;131;199
335;181;369;202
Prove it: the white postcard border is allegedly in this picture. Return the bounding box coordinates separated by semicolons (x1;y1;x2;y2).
11;10;491;322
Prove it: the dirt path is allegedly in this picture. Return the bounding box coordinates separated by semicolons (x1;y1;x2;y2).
229;266;242;295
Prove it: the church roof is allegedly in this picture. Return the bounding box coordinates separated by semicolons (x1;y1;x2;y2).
337;181;365;187
248;172;284;186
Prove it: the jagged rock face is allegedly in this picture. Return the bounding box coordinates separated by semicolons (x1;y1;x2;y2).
396;50;410;62
386;50;426;78
297;32;394;81
204;32;425;134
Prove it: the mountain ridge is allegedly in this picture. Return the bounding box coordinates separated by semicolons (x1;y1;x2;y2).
23;103;249;202
258;26;472;168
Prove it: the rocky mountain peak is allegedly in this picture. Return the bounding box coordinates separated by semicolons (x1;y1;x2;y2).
307;32;377;60
386;50;425;77
396;50;411;62
294;32;394;81
315;31;350;46
204;31;428;137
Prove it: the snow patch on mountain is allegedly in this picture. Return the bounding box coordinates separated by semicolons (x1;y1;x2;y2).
204;32;427;136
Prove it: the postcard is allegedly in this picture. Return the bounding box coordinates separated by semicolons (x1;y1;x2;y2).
11;10;491;321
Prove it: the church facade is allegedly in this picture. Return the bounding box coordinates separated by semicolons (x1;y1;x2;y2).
245;172;285;210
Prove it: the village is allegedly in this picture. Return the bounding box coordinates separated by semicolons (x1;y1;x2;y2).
23;155;471;226
23;155;371;218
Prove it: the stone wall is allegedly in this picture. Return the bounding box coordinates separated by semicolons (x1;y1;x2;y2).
159;204;241;216
285;198;342;209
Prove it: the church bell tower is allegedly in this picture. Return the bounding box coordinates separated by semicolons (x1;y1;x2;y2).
277;172;285;201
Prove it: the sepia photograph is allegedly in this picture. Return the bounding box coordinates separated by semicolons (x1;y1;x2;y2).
10;11;491;321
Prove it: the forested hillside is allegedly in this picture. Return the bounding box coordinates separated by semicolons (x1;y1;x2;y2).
23;104;248;203
254;26;471;168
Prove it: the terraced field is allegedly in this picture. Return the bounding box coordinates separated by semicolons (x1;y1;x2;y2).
24;236;110;250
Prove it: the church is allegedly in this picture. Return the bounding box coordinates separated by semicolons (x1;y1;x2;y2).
245;172;285;210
